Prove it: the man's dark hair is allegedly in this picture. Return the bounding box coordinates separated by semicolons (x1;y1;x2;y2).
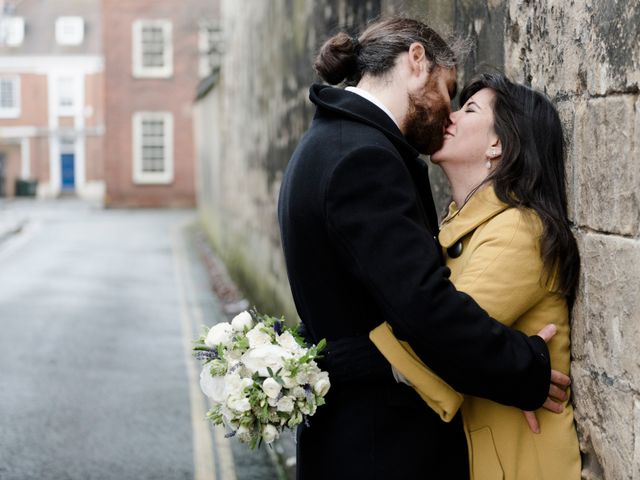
314;17;465;86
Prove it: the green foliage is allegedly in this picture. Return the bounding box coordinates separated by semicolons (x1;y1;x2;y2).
206;404;224;425
234;335;249;350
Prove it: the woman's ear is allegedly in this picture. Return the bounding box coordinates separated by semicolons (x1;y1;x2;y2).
486;138;502;159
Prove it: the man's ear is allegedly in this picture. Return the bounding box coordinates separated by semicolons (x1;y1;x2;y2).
407;42;427;75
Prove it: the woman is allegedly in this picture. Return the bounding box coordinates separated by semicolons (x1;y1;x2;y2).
370;73;582;479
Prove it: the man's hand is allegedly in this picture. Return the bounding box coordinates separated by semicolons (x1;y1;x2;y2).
523;324;572;433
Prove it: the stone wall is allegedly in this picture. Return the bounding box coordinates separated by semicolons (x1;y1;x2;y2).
194;1;640;477
503;2;640;478
194;0;382;320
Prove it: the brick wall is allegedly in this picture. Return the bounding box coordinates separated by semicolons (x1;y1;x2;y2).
0;74;49;128
102;0;217;208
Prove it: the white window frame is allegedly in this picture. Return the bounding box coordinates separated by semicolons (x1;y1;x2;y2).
0;76;21;118
132;20;173;79
132;112;174;184
55;17;85;46
56;76;77;115
0;16;25;46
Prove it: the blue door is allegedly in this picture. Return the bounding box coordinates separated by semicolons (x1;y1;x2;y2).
61;153;75;190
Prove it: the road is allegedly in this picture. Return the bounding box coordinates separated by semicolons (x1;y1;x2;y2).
0;199;278;480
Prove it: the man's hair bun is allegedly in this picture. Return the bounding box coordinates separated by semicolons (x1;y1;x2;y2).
313;32;359;85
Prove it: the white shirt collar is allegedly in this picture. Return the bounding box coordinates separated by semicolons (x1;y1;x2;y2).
345;86;399;128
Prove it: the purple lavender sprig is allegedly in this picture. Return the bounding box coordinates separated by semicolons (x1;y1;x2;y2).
273;319;283;335
303;384;314;402
194;349;219;362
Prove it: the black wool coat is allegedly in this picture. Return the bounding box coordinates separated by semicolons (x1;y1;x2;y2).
277;84;551;480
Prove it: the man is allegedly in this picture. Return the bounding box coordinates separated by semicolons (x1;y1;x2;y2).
278;17;567;479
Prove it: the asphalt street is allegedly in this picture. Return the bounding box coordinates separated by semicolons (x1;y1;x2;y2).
0;199;278;480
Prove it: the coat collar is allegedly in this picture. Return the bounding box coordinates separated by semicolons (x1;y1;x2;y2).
438;185;510;248
309;84;419;161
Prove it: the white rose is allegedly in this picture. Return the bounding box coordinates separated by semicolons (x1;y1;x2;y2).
228;396;251;412
227;349;243;362
267;397;278;407
199;366;225;403
291;386;305;398
246;323;273;348
307;370;321;386
231;311;254;332
313;377;331;397
262;377;282;399
295;370;309;385
223;372;247;399
205;322;234;348
276;396;295;413
241;344;292;377
262;424;279;444
276;331;304;356
281;374;298;389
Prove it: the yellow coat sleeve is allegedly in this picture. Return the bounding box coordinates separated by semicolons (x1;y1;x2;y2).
370;209;547;420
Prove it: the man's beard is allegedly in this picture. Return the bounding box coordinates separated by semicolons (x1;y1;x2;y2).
404;90;450;155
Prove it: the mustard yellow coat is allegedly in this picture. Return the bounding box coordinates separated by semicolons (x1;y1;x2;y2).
370;186;581;480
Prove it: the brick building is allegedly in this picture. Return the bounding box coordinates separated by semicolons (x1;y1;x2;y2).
102;0;218;208
0;0;104;199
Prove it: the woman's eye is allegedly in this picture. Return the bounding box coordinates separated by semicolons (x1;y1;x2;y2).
464;108;474;113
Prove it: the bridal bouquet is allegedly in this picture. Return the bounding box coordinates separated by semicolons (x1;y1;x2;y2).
193;309;330;448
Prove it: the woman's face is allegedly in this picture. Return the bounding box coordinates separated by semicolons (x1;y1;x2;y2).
430;88;499;166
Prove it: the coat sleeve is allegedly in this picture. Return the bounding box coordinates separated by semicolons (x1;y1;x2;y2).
370;322;464;422
324;146;550;410
369;209;551;418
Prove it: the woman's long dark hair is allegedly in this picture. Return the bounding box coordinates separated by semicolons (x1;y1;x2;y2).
459;73;580;301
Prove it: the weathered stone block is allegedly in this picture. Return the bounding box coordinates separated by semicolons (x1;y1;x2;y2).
571;363;634;480
573;95;639;236
572;232;640;383
634;399;640;480
571;231;640;480
453;0;506;86
505;0;640;97
556;99;580;223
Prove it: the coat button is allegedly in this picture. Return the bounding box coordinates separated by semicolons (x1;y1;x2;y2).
447;240;463;258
